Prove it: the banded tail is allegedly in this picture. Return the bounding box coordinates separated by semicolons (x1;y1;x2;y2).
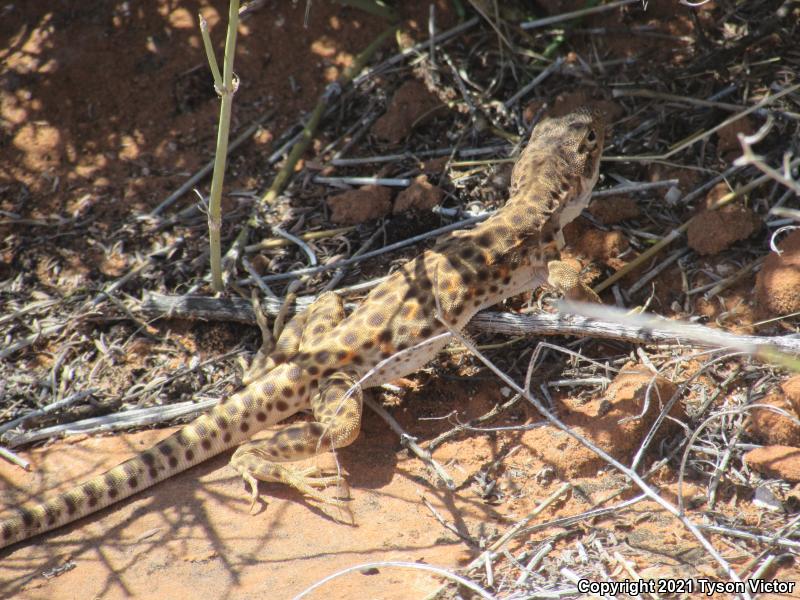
0;362;305;549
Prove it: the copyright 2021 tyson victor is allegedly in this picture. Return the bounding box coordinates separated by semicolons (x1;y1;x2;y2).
577;578;795;596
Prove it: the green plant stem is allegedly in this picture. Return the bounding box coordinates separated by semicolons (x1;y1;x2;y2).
202;1;240;292
199;16;222;84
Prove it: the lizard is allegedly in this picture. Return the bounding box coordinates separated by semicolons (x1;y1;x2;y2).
0;106;605;549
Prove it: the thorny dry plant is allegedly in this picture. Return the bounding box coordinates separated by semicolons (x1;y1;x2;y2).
2;1;800;598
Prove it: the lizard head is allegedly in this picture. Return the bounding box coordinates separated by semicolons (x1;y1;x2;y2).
529;106;605;191
510;106;606;247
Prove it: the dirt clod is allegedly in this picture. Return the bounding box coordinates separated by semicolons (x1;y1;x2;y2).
687;208;760;255
420;157;449;175
588;195;640;224
687;184;761;255
372;80;442;144
755;229;800;316
326;185;392;225
393;175;442;214
747;388;800;447
565;218;630;262
782;375;800;407
526;365;680;477
602;364;683;426
745;445;800;482
716;117;755;158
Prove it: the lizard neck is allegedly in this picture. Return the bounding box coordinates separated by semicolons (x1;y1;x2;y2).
458;192;554;272
477;200;549;247
485;147;597;255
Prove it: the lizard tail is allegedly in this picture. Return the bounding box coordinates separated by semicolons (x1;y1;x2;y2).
0;365;299;549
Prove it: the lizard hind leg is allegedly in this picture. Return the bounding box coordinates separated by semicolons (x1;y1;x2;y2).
242;290;344;386
230;372;362;511
242;299;307;387
297;291;346;349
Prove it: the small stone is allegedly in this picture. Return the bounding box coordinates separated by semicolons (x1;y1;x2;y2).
664;186;682;205
753;485;783;512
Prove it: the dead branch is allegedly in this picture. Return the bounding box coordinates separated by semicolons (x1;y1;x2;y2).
140;292;800;354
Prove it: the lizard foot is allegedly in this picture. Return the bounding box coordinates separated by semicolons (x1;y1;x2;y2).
234;455;349;514
546;259;601;303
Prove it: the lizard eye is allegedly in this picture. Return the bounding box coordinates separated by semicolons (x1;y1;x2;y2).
586;129;597;143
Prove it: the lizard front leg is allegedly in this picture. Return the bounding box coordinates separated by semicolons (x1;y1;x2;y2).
546;259;601;303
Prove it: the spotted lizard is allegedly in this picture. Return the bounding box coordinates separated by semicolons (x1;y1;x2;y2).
0;107;605;549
